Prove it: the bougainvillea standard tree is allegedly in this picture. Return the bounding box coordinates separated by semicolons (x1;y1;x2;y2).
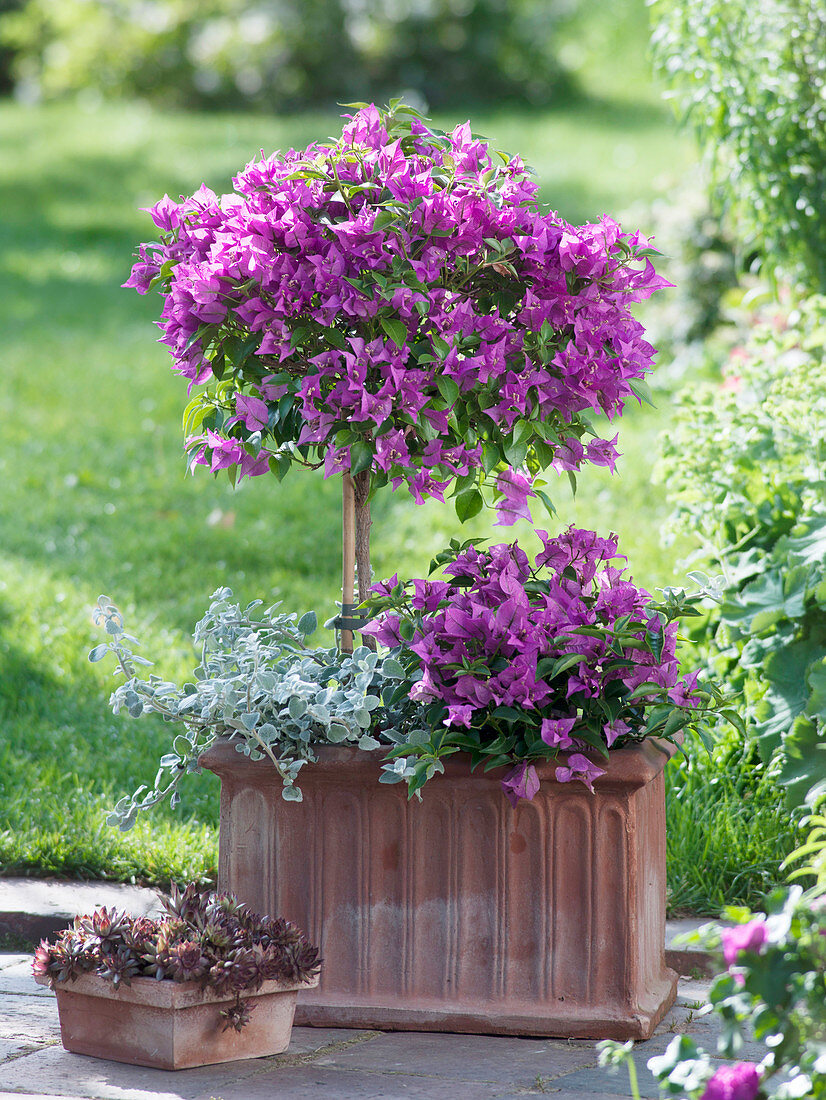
125;101;668;650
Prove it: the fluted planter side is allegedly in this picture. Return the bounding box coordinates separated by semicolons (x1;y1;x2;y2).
200;739;677;1039
37;970;317;1070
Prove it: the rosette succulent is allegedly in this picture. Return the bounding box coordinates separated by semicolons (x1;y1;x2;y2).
33;884;320;1033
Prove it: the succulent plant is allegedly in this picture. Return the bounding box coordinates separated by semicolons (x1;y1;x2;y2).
33;884;320;1031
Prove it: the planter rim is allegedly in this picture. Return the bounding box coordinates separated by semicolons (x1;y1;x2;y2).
200;735;677;792
35;970;318;1009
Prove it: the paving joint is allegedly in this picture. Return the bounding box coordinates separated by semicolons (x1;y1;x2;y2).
0;1041;59;1066
254;1029;384;1071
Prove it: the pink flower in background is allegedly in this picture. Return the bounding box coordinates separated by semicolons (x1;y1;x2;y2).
722;920;767;968
700;1062;760;1100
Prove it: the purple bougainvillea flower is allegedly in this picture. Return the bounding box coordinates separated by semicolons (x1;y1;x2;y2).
540;716;576;749
445;704;476;728
234;393;269;432
126;105;670;519
722;920;767;968
368;526;704;790
700;1062;761;1100
501;762;540;807
603;719;632;747
371;574;400;597
554;753;605;792
494;469;536;527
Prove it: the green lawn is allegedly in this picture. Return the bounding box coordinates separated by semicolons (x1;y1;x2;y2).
2;82;786;905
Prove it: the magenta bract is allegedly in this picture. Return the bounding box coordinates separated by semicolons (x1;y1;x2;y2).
367;525;703;803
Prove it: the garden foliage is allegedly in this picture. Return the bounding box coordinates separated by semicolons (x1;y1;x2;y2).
601;879;826;1100
91;590;427;822
650;0;826;292
0;0;576;110
658;297;826;810
125;102;668;528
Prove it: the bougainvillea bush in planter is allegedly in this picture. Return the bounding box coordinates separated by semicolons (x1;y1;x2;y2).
32;883;320;1070
363;525;728;802
93;525;730;1038
124;100;669;630
113;102;737;1037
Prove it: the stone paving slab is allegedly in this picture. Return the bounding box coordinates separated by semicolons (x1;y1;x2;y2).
0;949;734;1100
312;1029;600;1085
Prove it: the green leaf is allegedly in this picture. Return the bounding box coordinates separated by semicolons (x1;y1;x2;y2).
297;611;317;636
381;658;405;679
323;326;349;351
380;317;407;349
431;335;450;359
535;488;557;517
511;418;534;447
349;440;373;477
626;680;666;701
437;376;460;405
629;378;656;408
184;323;211;353
481;441;501;474
778;714;826;809
805;658;826;719
269;453;291;481
455;488;483;523
535;653;583;681
503;438;528;467
720;708;748;738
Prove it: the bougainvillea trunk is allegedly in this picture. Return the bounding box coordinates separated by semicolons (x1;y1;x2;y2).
341;474;356;654
341;472;373;654
354;471;375;650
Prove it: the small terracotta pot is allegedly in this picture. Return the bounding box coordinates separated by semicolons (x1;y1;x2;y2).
36;970;318;1070
201;739;677;1040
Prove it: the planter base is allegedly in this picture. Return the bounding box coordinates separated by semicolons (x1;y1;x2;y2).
294;984;676;1041
201;740;677;1040
39;971;317;1070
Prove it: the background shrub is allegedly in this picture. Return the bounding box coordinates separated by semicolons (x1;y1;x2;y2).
650;0;826;292
0;0;579;110
658;296;826;810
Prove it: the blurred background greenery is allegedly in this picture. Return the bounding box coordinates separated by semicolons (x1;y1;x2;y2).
1;0;819;913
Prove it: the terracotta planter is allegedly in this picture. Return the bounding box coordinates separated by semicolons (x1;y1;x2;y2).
200;739;677;1040
37;970;318;1070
